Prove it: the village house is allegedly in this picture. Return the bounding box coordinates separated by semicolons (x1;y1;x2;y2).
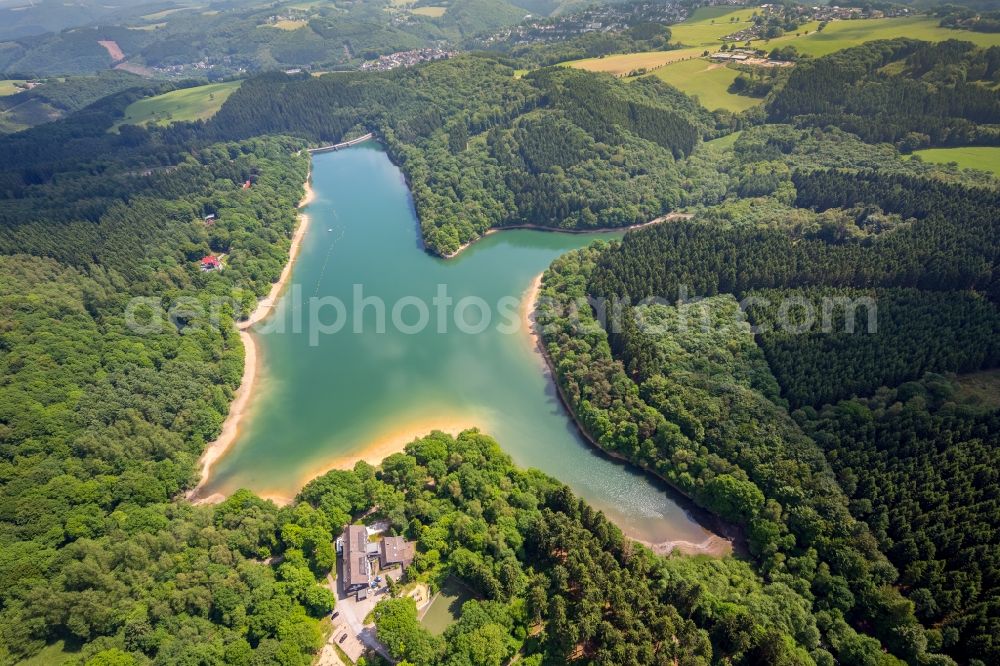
200;255;221;271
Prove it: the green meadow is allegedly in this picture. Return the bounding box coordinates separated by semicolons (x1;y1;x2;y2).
565;11;1000;79
650;59;762;112
769;16;1000;57
116;81;242;128
912;146;1000;178
703;130;743;151
669;6;758;47
0;79;28;97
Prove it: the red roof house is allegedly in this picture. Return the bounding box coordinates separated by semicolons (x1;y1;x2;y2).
200;255;221;271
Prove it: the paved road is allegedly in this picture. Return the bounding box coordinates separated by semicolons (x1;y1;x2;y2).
325;569;395;663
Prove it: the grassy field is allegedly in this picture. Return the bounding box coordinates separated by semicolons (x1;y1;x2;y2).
419;577;475;635
287;0;332;7
768;17;1000;57
563;47;705;76
410;6;447;17
141;7;189;20
0;79;28;96
16;640;78;665
564;13;1000;77
911;146;1000;177
0;97;60;133
955;369;1000;411
650;59;761;112
116;81;242;128
670;6;757;47
264;19;309;30
703;130;743;151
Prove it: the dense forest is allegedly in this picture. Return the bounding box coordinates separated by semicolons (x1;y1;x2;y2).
588;170;999;304
495;22;676;67
0;131;342;663
799;375;1000;662
538;245;931;664
768;39;1000;150
536;104;1000;662
746;287;1000;407
301;430;828;665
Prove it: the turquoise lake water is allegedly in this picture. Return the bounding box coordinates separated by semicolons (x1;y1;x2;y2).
200;144;713;545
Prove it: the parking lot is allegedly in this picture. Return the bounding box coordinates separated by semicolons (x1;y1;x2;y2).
319;557;401;663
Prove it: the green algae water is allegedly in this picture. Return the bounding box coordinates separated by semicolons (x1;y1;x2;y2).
201;144;714;545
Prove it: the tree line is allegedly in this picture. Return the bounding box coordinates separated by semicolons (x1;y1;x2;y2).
768;39;1000;151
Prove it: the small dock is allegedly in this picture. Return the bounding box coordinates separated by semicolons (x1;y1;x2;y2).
308;133;375;154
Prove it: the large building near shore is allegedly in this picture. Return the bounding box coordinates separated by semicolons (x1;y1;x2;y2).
339;525;418;592
341;524;370;592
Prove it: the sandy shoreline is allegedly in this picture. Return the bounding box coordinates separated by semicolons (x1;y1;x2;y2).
636;535;734;558
254;416;478;506
521;273;546;362
186;170;315;504
239;176;316;330
442;212;693;260
521;271;733;558
252;418;481;505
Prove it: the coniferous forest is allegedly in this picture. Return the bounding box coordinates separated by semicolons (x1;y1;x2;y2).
0;21;998;666
535;43;1000;663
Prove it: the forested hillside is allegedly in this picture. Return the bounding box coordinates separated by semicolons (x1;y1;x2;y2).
746;287;1000;407
208;56;710;255
800;375;1000;662
300;429;834;665
0;71;149;134
589;170;1000;303
0;0;528;77
0;129;345;663
768;39;1000;150
539;245;930;664
537;121;1000;663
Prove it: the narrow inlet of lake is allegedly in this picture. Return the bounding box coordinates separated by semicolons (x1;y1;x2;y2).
200;144;715;546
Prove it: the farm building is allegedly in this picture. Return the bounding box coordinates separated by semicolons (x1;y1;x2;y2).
710;52;749;61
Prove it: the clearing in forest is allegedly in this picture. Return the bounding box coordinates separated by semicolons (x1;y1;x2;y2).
115;81;243;128
912;146;1000;178
97;40;125;62
410;6;447;17
650;59;762;112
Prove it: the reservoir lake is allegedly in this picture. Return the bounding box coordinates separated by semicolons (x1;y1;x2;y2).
200;143;715;546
